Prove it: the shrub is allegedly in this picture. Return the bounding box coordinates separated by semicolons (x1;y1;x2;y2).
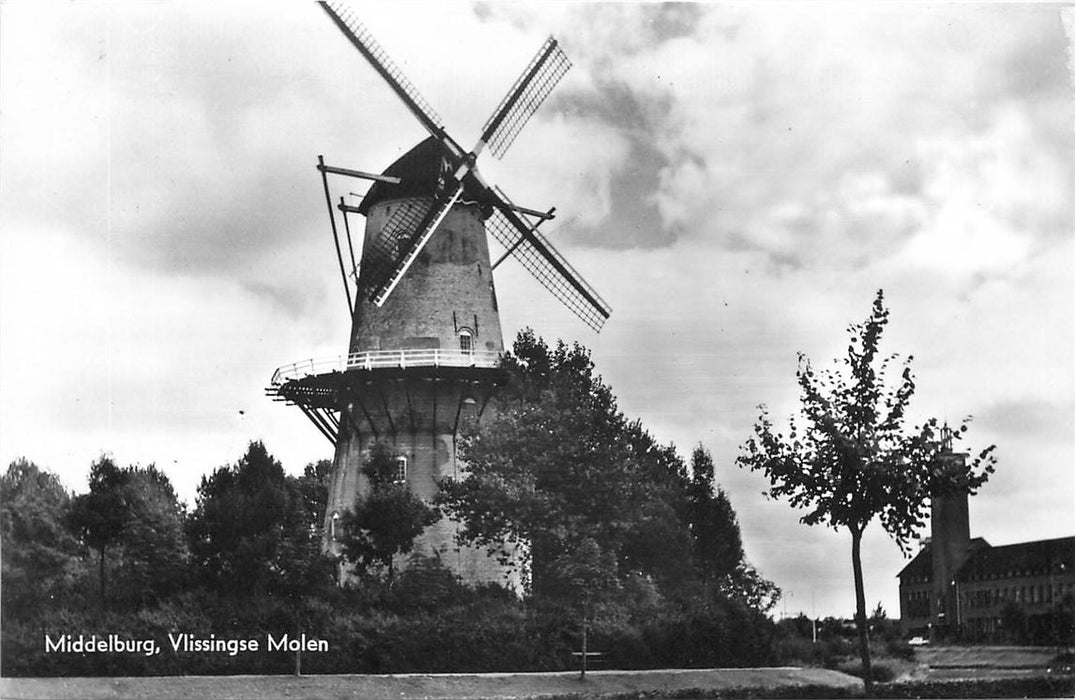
883;637;915;661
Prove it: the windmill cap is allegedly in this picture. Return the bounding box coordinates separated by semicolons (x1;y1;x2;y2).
357;137;490;216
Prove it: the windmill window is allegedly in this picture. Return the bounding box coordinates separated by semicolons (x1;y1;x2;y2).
394;456;407;483
458;329;473;354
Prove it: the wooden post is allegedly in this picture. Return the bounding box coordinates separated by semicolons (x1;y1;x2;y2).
580;615;588;680
294;618;302;677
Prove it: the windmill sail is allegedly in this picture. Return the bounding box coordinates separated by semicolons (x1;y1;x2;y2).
318;2;611;331
367;183;465;306
318;1;463;158
485;203;611;332
478;37;572;160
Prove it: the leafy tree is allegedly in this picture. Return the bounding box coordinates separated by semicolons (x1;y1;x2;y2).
187;441;333;598
551;537;620;678
999;601;1028;644
618;422;696;595
67;458;190;609
869;602;898;642
0;459;81;613
68;457;131;606
113;465;189;605
439;330;694;598
736;290;995;693
297;458;332;526
687;445;744;586
720;562;781;615
338;444;438;581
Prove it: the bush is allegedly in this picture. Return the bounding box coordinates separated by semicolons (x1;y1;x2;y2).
1;559;781;677
873;675;1075;698
772;635;851;668
838;660;897;683
883;637;915;661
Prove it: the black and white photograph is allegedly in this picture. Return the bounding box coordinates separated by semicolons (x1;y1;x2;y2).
1;2;1072;698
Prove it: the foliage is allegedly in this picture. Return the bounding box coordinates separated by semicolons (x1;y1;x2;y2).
736;290;996;692
871;676;1075;699
718;562;782;614
186;442;334;598
687;446;744;585
0;459;82;613
67;456;130;604
338;443;439;579
439;330;702;601
111;464;190;605
67;457;189;608
1;437;783;677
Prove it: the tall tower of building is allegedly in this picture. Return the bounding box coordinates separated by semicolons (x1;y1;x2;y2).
323;139;508;582
930;426;971;637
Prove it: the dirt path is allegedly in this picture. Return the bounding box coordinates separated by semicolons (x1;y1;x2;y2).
2;666;862;699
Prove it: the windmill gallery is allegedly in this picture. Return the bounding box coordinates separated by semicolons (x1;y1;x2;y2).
267;2;612;584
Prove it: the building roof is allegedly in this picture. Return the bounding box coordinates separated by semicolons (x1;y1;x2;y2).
955;536;1075;582
897;536;1075;582
897;537;990;580
356;137;491;216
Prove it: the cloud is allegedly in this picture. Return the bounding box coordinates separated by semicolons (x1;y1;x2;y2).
473;3;1075;283
974;398;1075;441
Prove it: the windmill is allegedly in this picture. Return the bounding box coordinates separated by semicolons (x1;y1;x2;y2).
267;2;611;584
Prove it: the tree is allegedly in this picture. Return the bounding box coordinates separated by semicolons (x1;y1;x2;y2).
296;459;332;526
551;537;620;678
113;465;189;605
736;290;995;693
687;445;744;586
720;562;781;615
67;458;190;609
338;443;438;581
869;602;897;642
187;442;333;597
68;457;131;606
438;330;694;599
0;459;81;614
999;601;1028;644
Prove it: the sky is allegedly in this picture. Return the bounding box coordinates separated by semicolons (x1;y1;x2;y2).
1;1;1072;620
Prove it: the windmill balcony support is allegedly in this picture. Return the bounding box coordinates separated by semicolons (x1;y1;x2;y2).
270;349;500;386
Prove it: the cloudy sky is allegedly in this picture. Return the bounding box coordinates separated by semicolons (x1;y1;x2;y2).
2;2;1072;619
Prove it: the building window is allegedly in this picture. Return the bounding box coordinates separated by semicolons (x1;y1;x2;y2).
330;511;339;541
395;456;407;483
459;329;473;354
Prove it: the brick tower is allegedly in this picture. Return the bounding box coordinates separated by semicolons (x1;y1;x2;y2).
323;139;509;582
929;426;971;638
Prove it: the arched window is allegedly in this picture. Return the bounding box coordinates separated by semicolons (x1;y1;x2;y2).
330;511;340;541
395;456;408;483
458;328;473;354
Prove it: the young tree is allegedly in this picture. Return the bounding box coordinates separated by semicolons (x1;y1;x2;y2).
338;444;438;581
551;537;620;678
736;290;995;693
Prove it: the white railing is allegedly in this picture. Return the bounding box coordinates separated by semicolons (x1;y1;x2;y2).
271;348;501;385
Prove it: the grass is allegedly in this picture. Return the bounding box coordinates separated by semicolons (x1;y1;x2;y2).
1;667;862;700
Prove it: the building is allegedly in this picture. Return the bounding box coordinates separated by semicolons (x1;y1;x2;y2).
897;443;1075;641
322;138;511;584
